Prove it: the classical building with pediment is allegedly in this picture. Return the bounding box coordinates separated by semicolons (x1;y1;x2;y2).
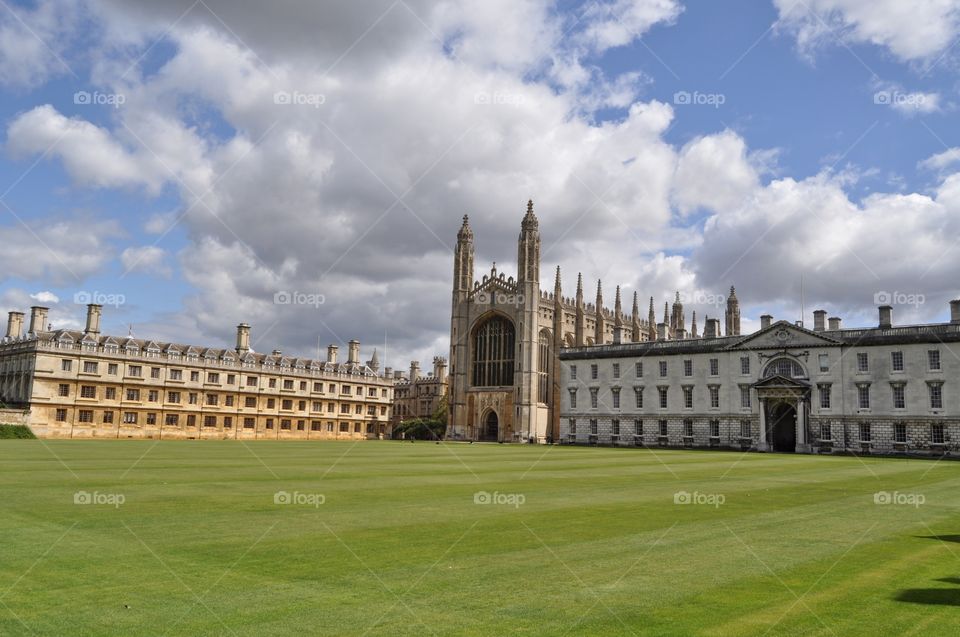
560;303;960;456
447;201;742;443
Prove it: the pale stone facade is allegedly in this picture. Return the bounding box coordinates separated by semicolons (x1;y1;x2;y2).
448;202;726;443
561;304;960;457
390;357;448;431
0;305;393;439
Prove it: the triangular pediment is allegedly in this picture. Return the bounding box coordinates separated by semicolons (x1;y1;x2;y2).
752;374;810;389
727;321;840;350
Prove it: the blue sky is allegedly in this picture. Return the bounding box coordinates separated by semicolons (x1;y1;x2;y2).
1;0;959;364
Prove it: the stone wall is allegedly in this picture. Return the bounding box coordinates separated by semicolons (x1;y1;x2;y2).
0;408;29;426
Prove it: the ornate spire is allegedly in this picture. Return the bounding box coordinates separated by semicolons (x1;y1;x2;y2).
726;284;741;336
691;312;698;339
521;199;538;231
663;301;669;325
517;200;540;284
554;265;561;292
648;296;657;340
614;286;623;323
595;280;605;345
457;214;473;242
576;273;584;305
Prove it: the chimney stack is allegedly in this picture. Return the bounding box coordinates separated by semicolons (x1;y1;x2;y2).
950;300;960;324
271;349;282;356
384;367;393;378
878;305;893;329
410;361;421;381
6;311;24;340
28;306;48;335
433;356;447;383
326;345;338;364
348;340;360;365
235;323;251;353
393;369;404;380
828;316;841;330
83;304;102;336
813;310;826;331
760;314;772;330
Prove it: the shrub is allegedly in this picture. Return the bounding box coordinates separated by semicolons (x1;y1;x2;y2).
0;425;37;439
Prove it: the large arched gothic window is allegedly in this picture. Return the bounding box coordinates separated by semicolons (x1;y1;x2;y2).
762;358;806;379
538;330;551;404
472;316;515;387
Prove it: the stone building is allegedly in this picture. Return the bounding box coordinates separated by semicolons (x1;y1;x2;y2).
448;201;734;442
560;303;960;457
390;357;448;432
0;305;393;439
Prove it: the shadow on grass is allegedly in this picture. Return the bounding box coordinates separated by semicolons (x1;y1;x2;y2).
915;535;960;544
936;577;960;585
894;589;960;606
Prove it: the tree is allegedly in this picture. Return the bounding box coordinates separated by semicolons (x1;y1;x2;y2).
395;417;446;440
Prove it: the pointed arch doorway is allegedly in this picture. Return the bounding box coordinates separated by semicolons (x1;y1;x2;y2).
481;411;499;442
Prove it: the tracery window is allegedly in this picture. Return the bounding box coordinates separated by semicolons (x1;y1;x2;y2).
472;317;515;387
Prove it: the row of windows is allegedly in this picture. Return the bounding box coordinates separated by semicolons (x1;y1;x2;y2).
570;349;945;382
572;358;751;380
57;384;387;414
58;409;380;433
819;422;947;444
817;382;944;410
59;360;388;396
568;418;753;438
571;381;945;412
566;418;948;445
856;350;941;373
570;386;751;410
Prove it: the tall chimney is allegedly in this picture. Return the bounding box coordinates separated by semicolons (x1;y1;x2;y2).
760;314;772;330
878;305;892;329
949;300;960;324
828;316;841;330
236;323;251;353
384;367;393;379
28;306;48;335
326;345;338;364
393;369;404;380
433;356;447;383
813;310;826;331
6;311;24;340
83;303;102;336
348;340;360;365
410;361;421;381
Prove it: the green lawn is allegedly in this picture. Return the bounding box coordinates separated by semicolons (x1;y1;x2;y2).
1;441;959;636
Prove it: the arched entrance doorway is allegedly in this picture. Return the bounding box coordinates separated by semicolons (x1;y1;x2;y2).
769;402;797;452
481;411;499;441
